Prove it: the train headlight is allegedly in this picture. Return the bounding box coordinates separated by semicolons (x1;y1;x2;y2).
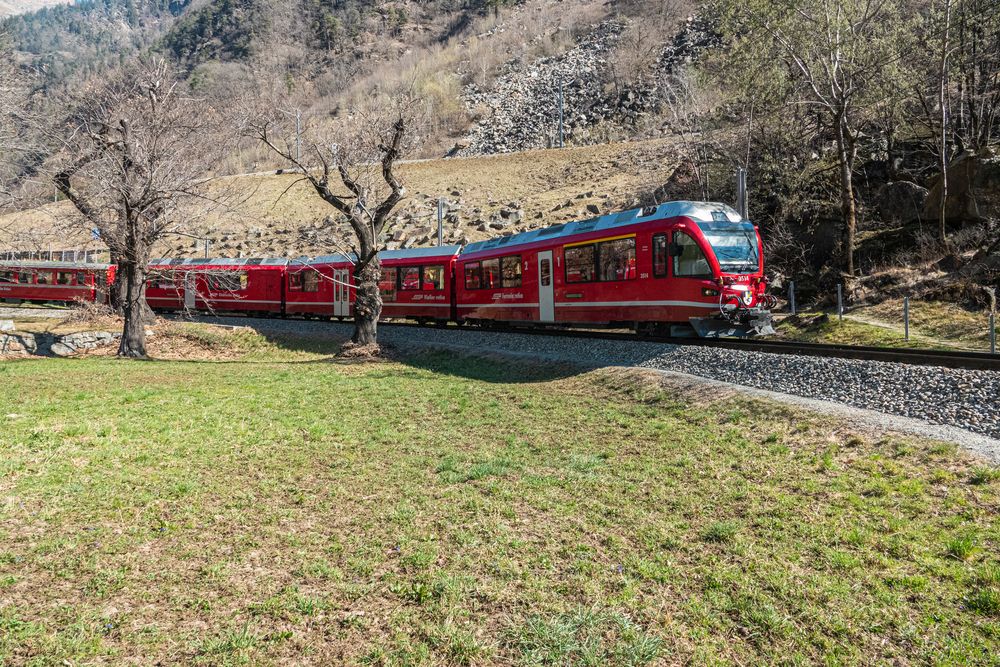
702;288;720;297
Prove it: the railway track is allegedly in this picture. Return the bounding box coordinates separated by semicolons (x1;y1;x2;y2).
375;321;1000;372
167;311;1000;372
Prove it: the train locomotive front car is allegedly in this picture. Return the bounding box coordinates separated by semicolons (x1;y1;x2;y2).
456;201;774;336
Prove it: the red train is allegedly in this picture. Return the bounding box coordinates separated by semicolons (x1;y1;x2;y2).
0;202;774;336
0;260;115;305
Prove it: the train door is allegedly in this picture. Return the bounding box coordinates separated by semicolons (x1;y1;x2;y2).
537;251;555;322
183;272;196;310
670;230;716;315
333;268;350;317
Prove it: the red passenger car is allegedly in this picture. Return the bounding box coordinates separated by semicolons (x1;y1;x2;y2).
0;261;115;305
284;254;352;319
146;258;287;314
377;246;461;324
455;201;772;336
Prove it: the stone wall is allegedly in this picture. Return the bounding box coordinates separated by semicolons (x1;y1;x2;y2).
0;330;120;357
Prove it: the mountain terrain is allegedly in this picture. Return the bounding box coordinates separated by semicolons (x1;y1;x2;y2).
1;0;998;308
0;0;68;18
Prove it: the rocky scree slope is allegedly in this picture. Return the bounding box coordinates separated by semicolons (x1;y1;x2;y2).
458;15;720;156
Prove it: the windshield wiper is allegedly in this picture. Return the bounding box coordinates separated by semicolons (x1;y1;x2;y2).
738;229;759;273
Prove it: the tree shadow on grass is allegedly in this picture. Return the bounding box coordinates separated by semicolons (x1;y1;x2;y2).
151;317;590;382
396;347;588;384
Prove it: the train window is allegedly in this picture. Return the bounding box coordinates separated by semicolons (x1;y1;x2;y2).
399;266;421;290
380;268;398;298
209;272;243;292
464;262;481;289
36;272;50;285
154;272;175;289
481;258;500;289
673;232;712;278
540;259;551;287
652;234;668;278
564;244;596;283
597;237;636;281
0;271;15;283
501;256;522;288
18;272;31;284
76;272;87;286
302;271;319;292
289;272;304;291
56;272;75;285
423;265;445;290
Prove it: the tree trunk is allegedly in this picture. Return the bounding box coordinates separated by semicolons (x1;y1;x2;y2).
351;256;382;347
108;251;125;315
835;115;857;277
117;261;148;358
939;0;952;248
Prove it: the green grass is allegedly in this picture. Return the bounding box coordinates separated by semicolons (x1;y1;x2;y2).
776;311;941;349
777;300;995;351
0;333;998;665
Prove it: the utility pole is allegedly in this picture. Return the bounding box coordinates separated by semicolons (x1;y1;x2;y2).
437;198;444;247
558;79;564;149
295;109;302;164
735;167;748;219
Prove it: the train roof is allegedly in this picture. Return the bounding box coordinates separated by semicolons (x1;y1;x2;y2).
301;245;463;265
382;245;462;260
150;245;464;268
149;257;289;267
463;201;744;256
0;260;113;270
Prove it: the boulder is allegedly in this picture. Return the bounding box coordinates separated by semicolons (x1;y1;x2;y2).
923;148;1000;222
876;181;928;224
499;208;523;223
49;342;76;357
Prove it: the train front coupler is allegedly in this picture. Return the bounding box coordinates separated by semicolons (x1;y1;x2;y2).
689;282;776;337
689;306;775;338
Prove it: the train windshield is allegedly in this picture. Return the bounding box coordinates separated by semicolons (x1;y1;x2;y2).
698;221;760;274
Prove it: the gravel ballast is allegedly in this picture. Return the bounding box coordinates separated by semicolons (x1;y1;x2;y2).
193;317;1000;461
0;306;71;319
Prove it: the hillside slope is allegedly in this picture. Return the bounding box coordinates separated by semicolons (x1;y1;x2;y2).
0;0;67;17
0;138;681;259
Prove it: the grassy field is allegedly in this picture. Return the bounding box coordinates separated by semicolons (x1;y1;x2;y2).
776;300;997;352
1;331;999;665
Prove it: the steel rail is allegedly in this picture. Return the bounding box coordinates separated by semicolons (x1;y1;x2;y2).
373;321;1000;372
164;312;1000;372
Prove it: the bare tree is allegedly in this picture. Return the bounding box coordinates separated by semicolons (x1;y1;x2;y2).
938;0;953;248
241;92;416;350
722;0;907;278
50;58;228;357
658;68;720;201
955;0;1000;151
0;34;29;212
